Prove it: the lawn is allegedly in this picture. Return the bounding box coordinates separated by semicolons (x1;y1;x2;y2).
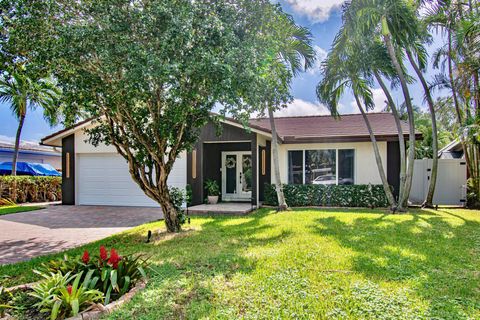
0;205;43;216
1;207;479;319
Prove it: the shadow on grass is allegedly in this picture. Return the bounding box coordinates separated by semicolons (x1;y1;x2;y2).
82;209;287;319
310;209;480;318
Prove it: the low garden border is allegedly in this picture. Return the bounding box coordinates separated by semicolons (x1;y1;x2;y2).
2;280;147;320
263;183;389;208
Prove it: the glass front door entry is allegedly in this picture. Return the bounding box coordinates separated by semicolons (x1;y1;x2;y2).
221;151;252;201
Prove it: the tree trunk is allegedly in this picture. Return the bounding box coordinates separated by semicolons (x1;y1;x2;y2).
374;71;406;211
406;50;439;208
12;113;26;176
157;176;180;232
354;93;397;210
268;107;288;211
159;199;181;232
383;30;415;209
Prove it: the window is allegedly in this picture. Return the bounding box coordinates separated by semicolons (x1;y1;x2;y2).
338;149;354;185
305;150;336;185
288;150;303;184
288;149;355;185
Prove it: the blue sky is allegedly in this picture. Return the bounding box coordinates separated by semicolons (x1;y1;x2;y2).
0;0;442;142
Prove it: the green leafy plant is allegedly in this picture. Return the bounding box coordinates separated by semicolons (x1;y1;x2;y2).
38;246;148;305
169;187;187;224
30;270;103;320
98;252;147;305
0;286;15;317
0;198;16;206
0;176;61;204
264;184;389;208
204;180;220;196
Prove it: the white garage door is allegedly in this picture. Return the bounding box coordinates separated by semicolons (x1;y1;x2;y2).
77;153;186;207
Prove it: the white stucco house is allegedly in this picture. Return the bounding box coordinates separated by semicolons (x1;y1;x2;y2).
41;113;415;207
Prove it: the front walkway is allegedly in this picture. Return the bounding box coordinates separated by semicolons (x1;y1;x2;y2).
187;202;255;215
0;205;162;265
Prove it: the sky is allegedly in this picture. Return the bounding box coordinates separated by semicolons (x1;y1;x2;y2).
0;0;443;143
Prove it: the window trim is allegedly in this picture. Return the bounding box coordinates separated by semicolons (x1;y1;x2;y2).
287;147;356;185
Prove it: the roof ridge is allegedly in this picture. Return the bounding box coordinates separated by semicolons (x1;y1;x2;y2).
249;112;393;121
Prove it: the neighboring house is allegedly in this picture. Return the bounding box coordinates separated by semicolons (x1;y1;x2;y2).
41;113;416;207
438;140;464;159
0;140;61;171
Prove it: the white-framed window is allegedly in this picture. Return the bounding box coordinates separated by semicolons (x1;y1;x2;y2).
288;149;355;185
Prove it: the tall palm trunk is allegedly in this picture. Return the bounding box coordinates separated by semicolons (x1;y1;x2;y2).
382;24;415;209
268;107;288;210
354;93;396;209
447;28;477;203
12;113;26;176
374;71;406;210
406;50;439;208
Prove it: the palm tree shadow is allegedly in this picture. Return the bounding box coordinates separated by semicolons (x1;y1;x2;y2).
310;209;480;318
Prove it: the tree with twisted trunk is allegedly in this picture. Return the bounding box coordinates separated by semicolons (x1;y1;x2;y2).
10;0;304;232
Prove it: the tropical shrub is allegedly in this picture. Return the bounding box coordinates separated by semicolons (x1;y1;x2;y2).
263;184;389;208
204;179;220;196
169;187;188;224
30;271;103;320
0;176;61;204
40;246;148;305
0;286;14;317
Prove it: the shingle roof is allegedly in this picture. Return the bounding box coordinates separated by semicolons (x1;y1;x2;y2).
41;112;418;146
0;140;61;154
249;112;415;143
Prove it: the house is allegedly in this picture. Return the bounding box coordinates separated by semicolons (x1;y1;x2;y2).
438;140;464;159
41;113;415;207
0;139;61;171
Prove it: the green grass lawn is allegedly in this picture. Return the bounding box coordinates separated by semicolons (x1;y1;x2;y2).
1;207;479;319
0;205;43;216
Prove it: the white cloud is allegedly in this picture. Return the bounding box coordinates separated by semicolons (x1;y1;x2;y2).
349;88;388;113
308;45;328;75
285;0;345;23
274;98;330;117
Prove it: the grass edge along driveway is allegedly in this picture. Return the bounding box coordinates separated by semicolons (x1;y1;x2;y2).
1;207;478;319
0;205;44;216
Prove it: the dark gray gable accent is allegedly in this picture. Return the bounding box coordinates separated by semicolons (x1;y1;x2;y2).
258;140;271;202
62;134;75;205
387;141;400;199
187;121;257;206
199;121;252;142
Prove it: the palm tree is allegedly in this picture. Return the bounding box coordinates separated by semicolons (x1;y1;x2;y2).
0;70;61;175
352;0;422;208
427;0;480;206
266;14;316;211
406;45;439;208
317;40;397;210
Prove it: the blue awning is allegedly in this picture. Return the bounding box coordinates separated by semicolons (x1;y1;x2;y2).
0;162;61;176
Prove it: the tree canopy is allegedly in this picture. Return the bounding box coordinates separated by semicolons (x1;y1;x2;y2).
1;0;308;231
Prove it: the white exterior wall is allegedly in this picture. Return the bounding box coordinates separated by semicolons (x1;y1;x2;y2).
73;126;187;207
274;141;387;185
75;126;117;154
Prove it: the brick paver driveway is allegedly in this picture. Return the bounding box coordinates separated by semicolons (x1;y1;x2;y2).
0;205;162;264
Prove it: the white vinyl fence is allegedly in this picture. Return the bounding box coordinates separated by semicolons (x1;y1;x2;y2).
409;159;467;206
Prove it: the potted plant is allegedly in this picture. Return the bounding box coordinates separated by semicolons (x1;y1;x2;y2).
204;179;220;204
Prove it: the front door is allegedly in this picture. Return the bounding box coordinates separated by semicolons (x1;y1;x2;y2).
221;151;252;201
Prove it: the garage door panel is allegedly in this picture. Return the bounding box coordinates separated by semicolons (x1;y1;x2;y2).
77;153;186;207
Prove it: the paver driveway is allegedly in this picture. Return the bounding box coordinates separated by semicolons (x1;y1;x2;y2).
0;205;162;264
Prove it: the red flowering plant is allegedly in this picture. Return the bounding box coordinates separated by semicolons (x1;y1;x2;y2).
81;250;90;264
37;245;149;305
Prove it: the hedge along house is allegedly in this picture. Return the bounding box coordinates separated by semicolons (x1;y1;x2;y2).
41;112;415;208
